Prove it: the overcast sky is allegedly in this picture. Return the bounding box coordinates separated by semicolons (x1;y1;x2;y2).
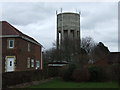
1;2;118;52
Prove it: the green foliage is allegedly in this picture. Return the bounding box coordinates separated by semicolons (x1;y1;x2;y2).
59;64;76;81
88;65;107;82
72;67;89;82
48;67;59;77
60;64;119;82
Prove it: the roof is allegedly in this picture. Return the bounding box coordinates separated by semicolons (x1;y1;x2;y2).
48;61;68;67
0;21;42;46
57;12;80;16
1;21;23;36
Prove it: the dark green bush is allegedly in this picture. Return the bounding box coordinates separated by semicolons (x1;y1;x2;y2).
111;64;120;82
59;64;76;81
88;65;107;82
72;67;89;82
48;67;59;77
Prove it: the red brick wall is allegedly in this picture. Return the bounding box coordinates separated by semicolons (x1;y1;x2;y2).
2;37;42;72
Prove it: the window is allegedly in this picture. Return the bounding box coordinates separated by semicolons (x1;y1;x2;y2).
36;60;40;69
8;40;14;48
28;43;30;52
27;57;30;68
31;59;34;67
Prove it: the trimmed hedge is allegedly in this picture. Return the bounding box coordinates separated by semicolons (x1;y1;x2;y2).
2;67;59;88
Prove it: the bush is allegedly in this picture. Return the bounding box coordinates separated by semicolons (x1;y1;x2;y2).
59;64;76;81
48;67;59;77
72;67;89;82
108;64;120;82
88;65;107;82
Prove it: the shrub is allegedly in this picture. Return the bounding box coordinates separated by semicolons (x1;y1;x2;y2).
72;67;89;82
88;65;107;82
110;64;120;81
48;67;59;77
59;64;76;81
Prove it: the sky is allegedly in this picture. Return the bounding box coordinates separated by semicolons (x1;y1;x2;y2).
0;2;118;52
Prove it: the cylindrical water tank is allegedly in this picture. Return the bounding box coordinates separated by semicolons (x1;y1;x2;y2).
57;12;80;32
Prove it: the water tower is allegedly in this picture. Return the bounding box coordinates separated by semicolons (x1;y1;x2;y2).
56;11;80;50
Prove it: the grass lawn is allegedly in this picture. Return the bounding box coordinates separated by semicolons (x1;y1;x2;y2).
29;79;119;88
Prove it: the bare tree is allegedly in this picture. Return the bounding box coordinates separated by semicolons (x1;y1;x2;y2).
81;36;98;64
45;37;89;65
81;36;96;54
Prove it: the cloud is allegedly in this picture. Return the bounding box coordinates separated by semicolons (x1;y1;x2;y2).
1;2;118;51
14;14;56;49
2;2;55;25
81;2;117;30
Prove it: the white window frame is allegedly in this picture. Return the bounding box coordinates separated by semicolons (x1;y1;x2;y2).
31;59;34;67
36;60;40;69
27;57;30;68
8;40;14;48
28;43;30;52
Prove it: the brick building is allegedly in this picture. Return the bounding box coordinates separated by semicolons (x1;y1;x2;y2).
0;21;43;72
95;52;120;65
